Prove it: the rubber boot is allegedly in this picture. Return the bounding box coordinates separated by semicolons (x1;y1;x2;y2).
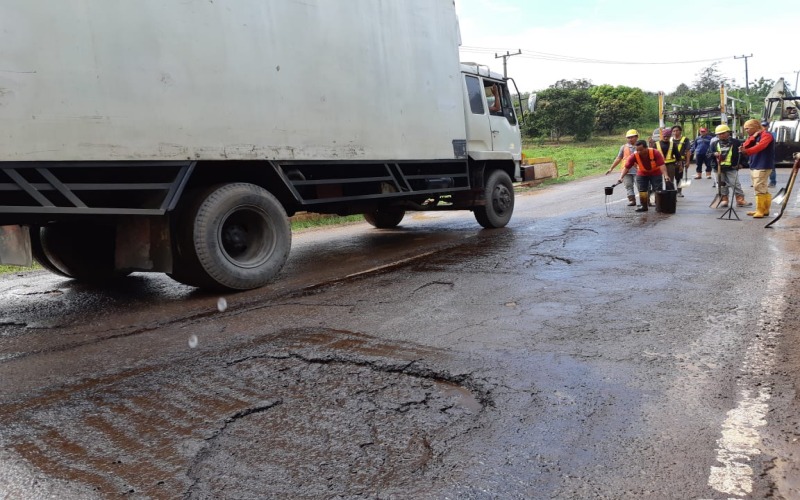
735;194;752;207
747;198;758;216
719;195;729;208
635;192;648;212
627;195;637;206
752;194;768;218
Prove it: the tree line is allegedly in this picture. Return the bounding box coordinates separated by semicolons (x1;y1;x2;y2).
520;63;777;142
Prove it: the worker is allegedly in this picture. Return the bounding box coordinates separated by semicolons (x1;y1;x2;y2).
691;127;713;179
670;125;690;195
617;139;669;212
708;124;751;208
786;106;798;120
654;126;686;196
606;129;639;206
739;118;775;218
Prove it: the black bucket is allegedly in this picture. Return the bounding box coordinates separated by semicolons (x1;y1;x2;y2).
604;186;614;196
655;190;677;213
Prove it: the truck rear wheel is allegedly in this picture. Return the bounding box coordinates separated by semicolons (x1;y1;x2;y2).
39;223;129;282
474;169;514;228
363;207;405;228
29;225;72;278
170;183;291;291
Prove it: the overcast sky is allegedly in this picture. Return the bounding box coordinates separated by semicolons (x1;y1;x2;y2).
455;0;798;95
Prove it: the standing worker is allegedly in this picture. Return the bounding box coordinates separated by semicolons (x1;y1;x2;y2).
654;127;686;196
618;139;669;212
691;127;713;179
740;118;775;218
708;124;751;208
670;125;690;196
606;129;639;206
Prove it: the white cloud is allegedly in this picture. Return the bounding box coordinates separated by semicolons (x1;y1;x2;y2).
456;1;799;95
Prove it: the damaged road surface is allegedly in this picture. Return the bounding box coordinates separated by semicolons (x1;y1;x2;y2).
2;173;800;498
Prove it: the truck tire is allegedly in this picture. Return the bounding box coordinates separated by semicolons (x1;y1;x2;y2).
363;207;405;228
29;225;72;278
170;183;291;291
474;169;514;229
39;223;129;282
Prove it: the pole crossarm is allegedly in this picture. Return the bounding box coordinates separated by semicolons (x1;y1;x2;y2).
495;50;522;78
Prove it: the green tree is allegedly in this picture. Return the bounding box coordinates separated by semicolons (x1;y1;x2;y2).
529;79;596;142
590;85;646;135
693;62;727;92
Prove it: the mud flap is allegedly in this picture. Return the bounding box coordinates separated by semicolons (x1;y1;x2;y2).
0;225;33;267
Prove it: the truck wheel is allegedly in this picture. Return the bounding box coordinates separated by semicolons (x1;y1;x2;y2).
474;169;514;228
171;183;291;291
29;225;72;278
39;223;129;282
363;207;405;228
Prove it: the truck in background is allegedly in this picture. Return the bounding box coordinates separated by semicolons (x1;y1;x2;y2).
762;78;800;166
0;0;523;291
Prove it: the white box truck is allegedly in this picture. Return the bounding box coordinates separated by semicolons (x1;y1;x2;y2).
0;0;523;291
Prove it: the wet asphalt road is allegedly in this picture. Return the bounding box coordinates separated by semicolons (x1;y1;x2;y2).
2;170;800;499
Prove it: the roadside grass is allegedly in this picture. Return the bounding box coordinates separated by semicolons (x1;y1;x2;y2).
521;135;621;190
1;134;628;276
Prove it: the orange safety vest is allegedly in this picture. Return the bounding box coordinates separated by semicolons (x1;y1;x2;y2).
634;148;656;171
622;144;634;159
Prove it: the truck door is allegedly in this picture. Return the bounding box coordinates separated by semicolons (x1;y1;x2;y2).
463;74;493;152
484;79;521;156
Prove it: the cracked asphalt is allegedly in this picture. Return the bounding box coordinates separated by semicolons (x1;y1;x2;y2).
2;171;800;498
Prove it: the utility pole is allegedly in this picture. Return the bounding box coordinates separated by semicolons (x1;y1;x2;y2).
495;50;521;78
734;54;753;93
794;70;800;95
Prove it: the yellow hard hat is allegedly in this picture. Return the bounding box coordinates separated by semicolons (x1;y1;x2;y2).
715;124;731;134
625;129;639;137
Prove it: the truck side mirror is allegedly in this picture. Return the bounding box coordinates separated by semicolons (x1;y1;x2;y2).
527;94;537;113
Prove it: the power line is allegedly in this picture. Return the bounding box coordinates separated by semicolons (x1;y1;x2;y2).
460;46;729;66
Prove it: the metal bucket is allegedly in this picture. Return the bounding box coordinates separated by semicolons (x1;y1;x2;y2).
604;186;614;196
655;190;677;214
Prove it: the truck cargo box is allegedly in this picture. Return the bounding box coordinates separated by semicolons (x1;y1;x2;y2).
0;0;466;162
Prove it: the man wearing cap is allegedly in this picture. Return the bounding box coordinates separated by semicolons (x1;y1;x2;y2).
708;124;751;208
740;118;776;218
691;127;713;179
617;139;669;212
606;129;639;206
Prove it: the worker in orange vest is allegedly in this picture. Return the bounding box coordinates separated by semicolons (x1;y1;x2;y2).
617;140;670;212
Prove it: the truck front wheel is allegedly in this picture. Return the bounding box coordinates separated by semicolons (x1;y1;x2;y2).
170;183;291;291
474;169;514;228
363;207;405;228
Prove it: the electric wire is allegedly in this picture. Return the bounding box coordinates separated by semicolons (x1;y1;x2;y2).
459;46;729;66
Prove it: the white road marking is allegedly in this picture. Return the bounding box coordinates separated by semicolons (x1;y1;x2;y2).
707;260;786;496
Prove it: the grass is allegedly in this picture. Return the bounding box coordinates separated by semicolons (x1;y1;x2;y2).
521;135;621;189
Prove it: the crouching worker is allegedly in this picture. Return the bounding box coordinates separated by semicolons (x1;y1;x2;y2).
708;124;751;208
618;139;669;212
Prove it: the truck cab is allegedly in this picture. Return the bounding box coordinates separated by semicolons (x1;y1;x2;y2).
461;64;522;181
